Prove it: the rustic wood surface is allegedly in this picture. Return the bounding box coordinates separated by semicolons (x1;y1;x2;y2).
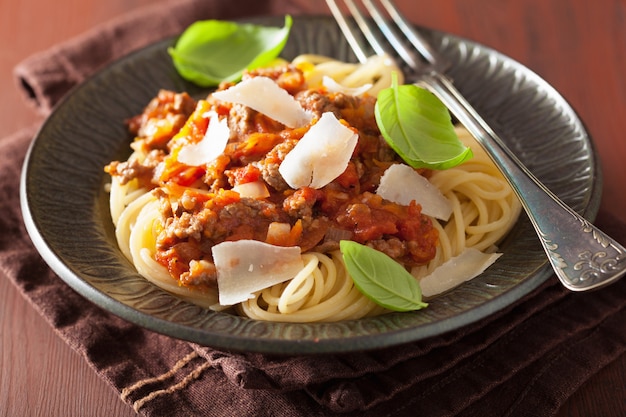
1;0;625;416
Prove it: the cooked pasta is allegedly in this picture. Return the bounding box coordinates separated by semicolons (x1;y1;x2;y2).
239;251;386;322
291;53;404;96
106;55;520;322
410;127;521;279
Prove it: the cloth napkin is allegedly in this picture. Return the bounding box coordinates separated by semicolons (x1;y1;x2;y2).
5;0;626;416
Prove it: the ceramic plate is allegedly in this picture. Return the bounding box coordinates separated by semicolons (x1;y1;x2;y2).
21;15;601;354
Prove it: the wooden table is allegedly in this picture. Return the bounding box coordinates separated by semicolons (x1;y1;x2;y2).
1;0;625;415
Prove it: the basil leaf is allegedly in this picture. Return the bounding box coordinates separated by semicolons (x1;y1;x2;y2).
168;16;292;87
375;73;473;170
340;240;428;312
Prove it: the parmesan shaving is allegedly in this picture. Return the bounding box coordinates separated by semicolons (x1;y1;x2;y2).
212;240;303;305
212;76;313;128
177;111;229;166
279;112;358;189
377;163;453;221
232;181;270;199
418;248;502;298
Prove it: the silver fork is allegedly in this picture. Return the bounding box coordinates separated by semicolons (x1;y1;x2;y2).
326;0;626;291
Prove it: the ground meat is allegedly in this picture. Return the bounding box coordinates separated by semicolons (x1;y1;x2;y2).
167;242;203;264
156;192;217;249
220;199;284;223
227;103;256;140
202;199;287;242
179;259;217;288
330;92;361;111
260;139;297;191
127;90;196;149
299;90;363;116
295;90;340;119
104;149;164;186
203;154;231;192
367;238;407;260
157;191;288;249
162;211;205;242
244;64;306;95
219;200;263;224
282;187;321;224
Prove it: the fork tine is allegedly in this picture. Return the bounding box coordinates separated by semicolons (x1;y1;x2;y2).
378;0;442;67
325;0;369;63
327;0;431;73
360;0;421;70
344;0;388;58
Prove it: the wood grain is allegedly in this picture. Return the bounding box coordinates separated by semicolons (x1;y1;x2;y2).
1;0;625;416
0;0;158;133
0;273;137;416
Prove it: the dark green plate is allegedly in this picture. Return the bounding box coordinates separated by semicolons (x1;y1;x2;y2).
20;15;601;354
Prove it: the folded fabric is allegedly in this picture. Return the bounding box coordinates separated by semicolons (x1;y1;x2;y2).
13;0;281;116
5;0;626;416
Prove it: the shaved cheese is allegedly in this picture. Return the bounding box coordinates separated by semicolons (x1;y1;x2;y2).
418;248;502;298
212;76;312;128
322;76;372;96
232;181;270;199
177;111;229;166
279;112;358;189
212;240;303;305
377;163;452;221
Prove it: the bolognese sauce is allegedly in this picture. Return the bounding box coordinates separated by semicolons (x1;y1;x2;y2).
105;64;439;291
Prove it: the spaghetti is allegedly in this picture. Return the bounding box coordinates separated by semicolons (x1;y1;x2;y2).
106;55;520;322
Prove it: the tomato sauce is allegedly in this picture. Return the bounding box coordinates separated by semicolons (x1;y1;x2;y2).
107;65;439;288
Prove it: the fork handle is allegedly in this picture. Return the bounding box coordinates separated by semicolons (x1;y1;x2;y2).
419;72;626;291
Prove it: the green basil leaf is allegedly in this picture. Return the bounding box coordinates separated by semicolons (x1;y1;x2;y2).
375;73;473;170
168;16;292;87
340;240;428;312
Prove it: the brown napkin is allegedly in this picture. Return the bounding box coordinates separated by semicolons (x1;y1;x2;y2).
6;1;626;416
14;0;282;115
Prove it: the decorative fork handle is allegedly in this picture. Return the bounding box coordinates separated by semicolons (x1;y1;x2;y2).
419;72;626;291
